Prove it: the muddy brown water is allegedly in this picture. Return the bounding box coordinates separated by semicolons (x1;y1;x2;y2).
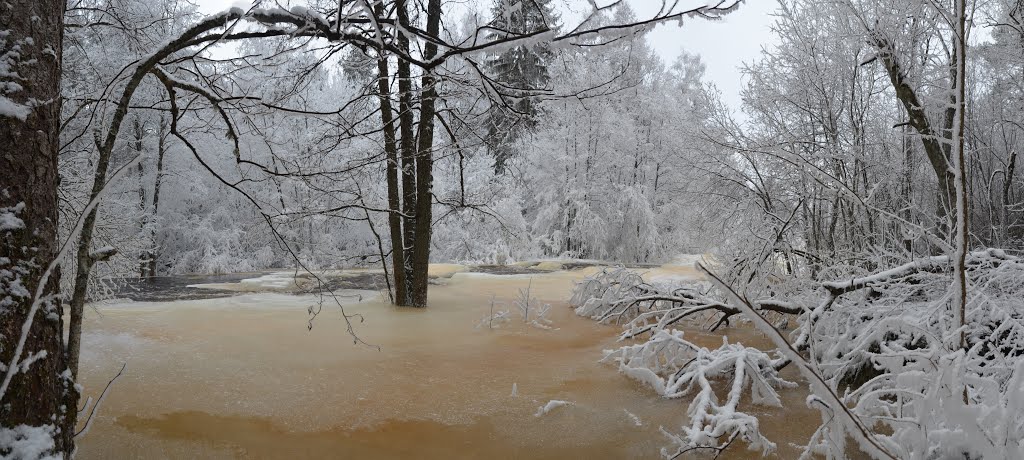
76;265;820;459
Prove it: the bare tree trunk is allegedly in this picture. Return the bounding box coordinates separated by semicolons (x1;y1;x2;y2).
1002;151;1016;243
951;0;969;350
0;0;75;455
395;0;418;302
872;35;956;230
375;45;408;306
902;122;914;253
409;0;443;307
134;118;150;278
147;117;168;277
66;136;121;380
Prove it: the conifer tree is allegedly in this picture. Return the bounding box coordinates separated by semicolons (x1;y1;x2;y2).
484;0;557;173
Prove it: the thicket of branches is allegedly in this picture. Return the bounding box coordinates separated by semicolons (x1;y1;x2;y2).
2;0;746;457
5;0;1024;457
567;1;1024;457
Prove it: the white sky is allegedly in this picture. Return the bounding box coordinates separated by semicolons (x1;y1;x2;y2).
640;0;778;113
193;0;779;112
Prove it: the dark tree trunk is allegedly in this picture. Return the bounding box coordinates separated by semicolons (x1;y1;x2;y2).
395;0;418;302
871;35;955;233
952;0;969;351
375;46;409;306
134;118;151;278
902;123;915;253
147;117;168;277
0;0;75;456
409;0;443;307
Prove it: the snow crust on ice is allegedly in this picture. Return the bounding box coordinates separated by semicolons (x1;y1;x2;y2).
188;272;298;291
427;263;469;278
667;254;712;266
623;409;643;427
533;261;565;271
239;272;296;289
534;400;572;417
79;331;151;365
455;272;539;280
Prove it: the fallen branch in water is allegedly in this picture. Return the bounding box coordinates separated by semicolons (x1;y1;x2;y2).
75;362;127;440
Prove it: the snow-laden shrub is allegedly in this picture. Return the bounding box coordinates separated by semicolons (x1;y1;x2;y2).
786;249;1024;459
607;187;659;263
480;281;556;330
570;267;656;322
573;252;1024;459
574;268;797;456
571;267;793;339
603;329;795;457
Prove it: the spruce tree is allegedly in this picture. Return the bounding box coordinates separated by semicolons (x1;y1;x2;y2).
484;0;557;173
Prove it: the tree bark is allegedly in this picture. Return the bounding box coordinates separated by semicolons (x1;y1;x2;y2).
951;0;969;350
375;47;409;306
395;0;418;302
134;118;150;278
409;0;443;306
147;117;168;277
871;35;956;229
0;0;75;455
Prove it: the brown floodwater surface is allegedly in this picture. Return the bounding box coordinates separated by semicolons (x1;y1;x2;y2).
76;266;820;459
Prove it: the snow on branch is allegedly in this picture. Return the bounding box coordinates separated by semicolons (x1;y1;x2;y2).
692;248;1024;459
572;267;799;456
819;248;1014;296
603;329;794;457
571;267;801;340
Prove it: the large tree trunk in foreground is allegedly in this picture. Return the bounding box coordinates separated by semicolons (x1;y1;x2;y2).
0;0;75;456
375;51;409;306
408;0;442;307
395;0;418;304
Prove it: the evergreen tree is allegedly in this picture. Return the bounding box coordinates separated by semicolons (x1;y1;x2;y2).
484;0;558;173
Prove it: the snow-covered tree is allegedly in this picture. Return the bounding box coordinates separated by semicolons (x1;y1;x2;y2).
483;0;558;173
1;0;76;457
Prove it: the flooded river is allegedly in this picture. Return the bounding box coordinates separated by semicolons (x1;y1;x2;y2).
75;263;819;459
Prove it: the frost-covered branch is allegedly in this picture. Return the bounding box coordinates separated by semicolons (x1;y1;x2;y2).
603;328;794;456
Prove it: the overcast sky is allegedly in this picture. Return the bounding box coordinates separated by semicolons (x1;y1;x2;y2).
641;0;778;113
193;0;779;113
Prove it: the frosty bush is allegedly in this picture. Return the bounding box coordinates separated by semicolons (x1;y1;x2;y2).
575;268;797;456
570;267;659;323
780;249;1024;459
603;329;794;456
480;280;556;330
573;250;1024;458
